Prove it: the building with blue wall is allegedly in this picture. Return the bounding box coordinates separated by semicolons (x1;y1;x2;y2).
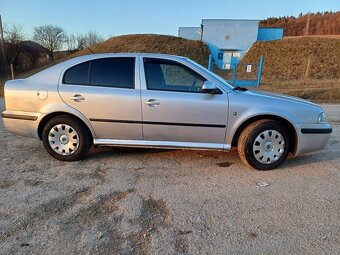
257;27;284;41
178;19;284;69
201;19;259;69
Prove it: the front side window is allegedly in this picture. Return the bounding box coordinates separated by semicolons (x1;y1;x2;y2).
90;58;135;88
144;58;206;92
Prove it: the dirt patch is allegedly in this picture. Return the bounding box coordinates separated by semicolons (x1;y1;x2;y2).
126;198;170;254
23;179;43;186
0;187;93;243
71;189;133;226
0;180;18;189
248;232;258;239
216;162;233;167
72;165;108;185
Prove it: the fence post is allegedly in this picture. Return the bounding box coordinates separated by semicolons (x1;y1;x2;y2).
231;66;237;85
208;54;213;71
10;63;14;79
256;55;264;87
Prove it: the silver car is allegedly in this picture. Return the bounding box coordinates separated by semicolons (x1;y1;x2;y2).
1;53;332;170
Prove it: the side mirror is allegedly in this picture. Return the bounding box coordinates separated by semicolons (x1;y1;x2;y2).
200;81;219;94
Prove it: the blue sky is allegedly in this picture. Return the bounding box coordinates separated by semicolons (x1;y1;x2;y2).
2;0;339;39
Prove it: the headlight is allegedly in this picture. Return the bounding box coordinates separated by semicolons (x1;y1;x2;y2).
317;112;327;123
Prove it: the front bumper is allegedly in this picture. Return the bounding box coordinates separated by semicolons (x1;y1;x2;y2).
1;110;44;139
295;123;332;155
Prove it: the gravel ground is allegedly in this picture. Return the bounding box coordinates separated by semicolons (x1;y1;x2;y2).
0;100;339;255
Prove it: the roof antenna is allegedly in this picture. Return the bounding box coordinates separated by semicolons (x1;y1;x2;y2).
86;46;95;54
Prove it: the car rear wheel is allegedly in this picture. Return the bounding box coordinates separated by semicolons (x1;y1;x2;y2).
238;120;290;170
42;115;91;161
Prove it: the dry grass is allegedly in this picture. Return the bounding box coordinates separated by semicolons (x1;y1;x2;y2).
241;37;340;82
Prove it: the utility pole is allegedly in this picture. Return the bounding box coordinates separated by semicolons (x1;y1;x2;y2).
305;12;310;37
0;15;7;77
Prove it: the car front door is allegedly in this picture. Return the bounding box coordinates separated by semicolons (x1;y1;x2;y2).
59;57;142;140
140;57;229;148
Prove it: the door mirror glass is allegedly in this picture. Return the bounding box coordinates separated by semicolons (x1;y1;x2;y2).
200;81;219;94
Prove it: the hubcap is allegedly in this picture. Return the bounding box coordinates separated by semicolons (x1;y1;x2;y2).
48;124;79;155
253;130;285;164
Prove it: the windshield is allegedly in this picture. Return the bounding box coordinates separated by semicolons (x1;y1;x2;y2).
185;58;236;89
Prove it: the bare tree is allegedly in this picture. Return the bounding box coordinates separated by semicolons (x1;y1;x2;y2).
76;31;104;50
33;25;66;60
86;31;104;46
4;24;25;68
65;33;77;51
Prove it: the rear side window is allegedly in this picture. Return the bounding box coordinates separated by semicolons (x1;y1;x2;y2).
63;61;90;85
90;58;135;88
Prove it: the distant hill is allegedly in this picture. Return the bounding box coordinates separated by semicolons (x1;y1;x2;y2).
68;34;210;66
260;11;340;36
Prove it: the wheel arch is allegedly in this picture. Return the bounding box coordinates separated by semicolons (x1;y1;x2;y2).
231;114;298;154
37;112;94;141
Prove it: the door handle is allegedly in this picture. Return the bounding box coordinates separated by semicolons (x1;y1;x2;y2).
70;94;85;102
144;99;160;107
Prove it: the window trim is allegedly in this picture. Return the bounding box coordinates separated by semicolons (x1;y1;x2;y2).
62;57;136;89
143;58;220;94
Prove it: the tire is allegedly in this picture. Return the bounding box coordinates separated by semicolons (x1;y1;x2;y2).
42;115;91;161
238;120;290;170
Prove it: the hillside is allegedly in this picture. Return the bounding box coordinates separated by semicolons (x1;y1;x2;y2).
238;37;340;101
67;34;210;66
240;37;340;81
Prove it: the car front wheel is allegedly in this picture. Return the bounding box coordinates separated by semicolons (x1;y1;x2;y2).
238;120;290;170
42;115;91;161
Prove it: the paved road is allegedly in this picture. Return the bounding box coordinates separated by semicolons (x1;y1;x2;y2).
322;104;340;122
0;100;339;254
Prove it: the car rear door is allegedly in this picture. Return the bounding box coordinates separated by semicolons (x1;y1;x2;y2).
58;57;143;140
140;57;229;147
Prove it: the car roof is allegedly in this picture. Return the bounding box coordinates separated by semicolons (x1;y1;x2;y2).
67;52;186;63
52;53;188;72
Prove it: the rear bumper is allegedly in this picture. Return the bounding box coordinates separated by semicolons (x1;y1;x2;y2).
295;123;332;155
1;111;43;139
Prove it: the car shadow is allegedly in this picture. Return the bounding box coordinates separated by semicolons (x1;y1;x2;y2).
86;146;172;160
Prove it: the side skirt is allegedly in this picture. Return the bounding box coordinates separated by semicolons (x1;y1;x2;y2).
93;139;231;151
